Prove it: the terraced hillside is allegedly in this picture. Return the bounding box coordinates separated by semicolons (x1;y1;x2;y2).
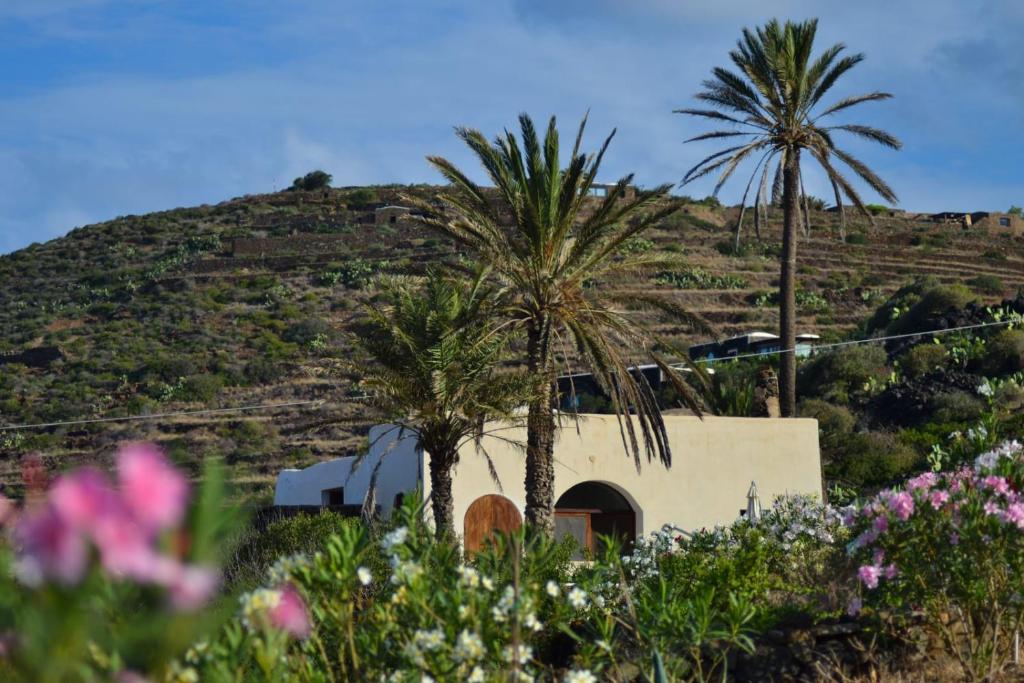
1;185;1021;501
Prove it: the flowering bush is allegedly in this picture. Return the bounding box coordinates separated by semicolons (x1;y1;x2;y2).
192;501;587;681
847;440;1024;680
0;444;235;683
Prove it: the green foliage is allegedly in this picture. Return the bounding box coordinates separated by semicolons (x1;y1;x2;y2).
864;204;890;216
899;342;948;379
977;328;1024;376
886;284;976;336
750;288;830;313
930;391;985;424
967;274;1004;294
617;236;655;255
315;258;380;289
1008;206;1022;216
798;345;890;404
345;188;378;209
849;444;1024;680
656;267;747;290
289;170;332;192
224;511;376;592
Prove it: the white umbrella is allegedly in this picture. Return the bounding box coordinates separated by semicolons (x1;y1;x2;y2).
746;480;762;521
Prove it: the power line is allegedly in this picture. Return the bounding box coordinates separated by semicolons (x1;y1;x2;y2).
0;399;331;433
679;318;1018;367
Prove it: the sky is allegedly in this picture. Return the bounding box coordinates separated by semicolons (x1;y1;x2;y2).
0;0;1022;255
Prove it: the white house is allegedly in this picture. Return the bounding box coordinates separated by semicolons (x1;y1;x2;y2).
274;414;823;554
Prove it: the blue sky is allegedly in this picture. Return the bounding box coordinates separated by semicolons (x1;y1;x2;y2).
1;0;1021;254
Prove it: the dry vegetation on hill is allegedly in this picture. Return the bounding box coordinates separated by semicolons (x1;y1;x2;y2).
2;185;1023;501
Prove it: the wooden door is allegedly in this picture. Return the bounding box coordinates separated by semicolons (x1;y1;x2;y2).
463;495;522;553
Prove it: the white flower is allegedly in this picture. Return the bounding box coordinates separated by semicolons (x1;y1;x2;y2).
502;643;533;663
467;667;485;683
523;612;542;632
596;639;612;652
458;604;471;620
421;676;434;683
564;670;597;683
481;576;495;591
413;628;446;651
391;560;423;585
978;382;995;397
457;565;481;588
545;580;560;597
567;587;587;610
454;629;485;661
357;566;373;586
382;526;409;551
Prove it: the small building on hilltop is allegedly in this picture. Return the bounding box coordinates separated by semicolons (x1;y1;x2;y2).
688;331;819;363
274;415;823;555
929;211;1023;234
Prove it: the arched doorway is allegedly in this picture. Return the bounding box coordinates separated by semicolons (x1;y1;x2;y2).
555;482;636;559
463;494;522;553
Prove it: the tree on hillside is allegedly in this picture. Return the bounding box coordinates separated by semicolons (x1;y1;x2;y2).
413;113;707;537
677;18;901;417
290;170;333;192
350;270;531;539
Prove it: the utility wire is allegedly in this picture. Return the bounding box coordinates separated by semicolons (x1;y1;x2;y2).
1;318;1017;432
0;400;330;432
679;318;1017;367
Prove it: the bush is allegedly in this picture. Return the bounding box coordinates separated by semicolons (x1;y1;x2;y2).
282;317;331;346
180;373;224;402
827;431;919;491
289;170;332;192
798;345;890;404
930;391;985;424
978;328;1024;376
886;284;976;336
224;511;372;591
900;342;948;379
847;442;1024;680
967;274;1004;294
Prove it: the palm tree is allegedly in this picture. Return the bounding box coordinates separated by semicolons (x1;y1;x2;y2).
677;18;901;417
351;270;530;539
413;113;706;537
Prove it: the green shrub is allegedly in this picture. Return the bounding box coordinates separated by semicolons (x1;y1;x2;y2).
900;342;948;379
886;284;976;336
797;345;890;403
656;267;746;290
224;511;371;591
828;431;919;490
978;328;1024;376
180;373;224;402
967;274;1004;294
844;232;868;245
289;170;332;192
283;317;331;346
930;391;985;424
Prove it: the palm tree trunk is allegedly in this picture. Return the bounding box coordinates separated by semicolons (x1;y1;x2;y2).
428;451;456;540
779;147;801;417
524;319;556;537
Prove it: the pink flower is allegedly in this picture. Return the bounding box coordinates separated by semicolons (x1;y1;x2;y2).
884;564;899;580
842;508;857;527
950;532;959;545
929;490;950;510
1005;503;1024;529
888;492;915;521
167;564;220;612
907;472;937;492
873;516;889;533
858;565;881;590
91;510;155;579
50;468;119;531
13;505;87;586
984;475;1010;495
846;596;863;616
269;585;311;639
984;501;1002;517
872;548;885;565
117;443;189;534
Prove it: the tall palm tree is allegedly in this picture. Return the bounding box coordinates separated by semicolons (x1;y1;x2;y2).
677;18;901;417
351;270;530;539
413;113;706;537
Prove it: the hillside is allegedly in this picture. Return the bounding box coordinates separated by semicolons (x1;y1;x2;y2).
2;185;1023;501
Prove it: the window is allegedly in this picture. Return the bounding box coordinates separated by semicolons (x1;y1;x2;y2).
390;215;397;224
588;187;607;198
321;487;344;506
1000;217;1011;227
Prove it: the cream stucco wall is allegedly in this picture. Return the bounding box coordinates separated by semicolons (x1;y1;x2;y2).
274;415;822;537
423;414;822;536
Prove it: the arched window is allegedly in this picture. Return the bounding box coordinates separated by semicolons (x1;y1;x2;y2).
463;494;522;553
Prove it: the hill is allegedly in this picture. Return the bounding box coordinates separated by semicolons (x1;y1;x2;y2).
2;185;1023;501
